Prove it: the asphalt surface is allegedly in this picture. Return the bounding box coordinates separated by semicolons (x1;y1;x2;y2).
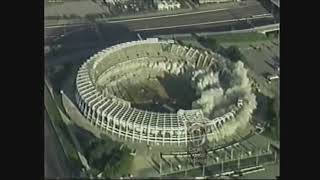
44;1;278;43
44;109;71;179
109;4;269;31
138;17;275;37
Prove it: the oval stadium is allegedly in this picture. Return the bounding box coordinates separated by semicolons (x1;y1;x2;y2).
75;38;257;146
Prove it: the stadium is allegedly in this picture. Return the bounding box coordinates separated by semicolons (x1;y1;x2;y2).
75;38;257;147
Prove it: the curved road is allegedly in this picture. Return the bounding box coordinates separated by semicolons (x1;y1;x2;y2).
45;109;72;179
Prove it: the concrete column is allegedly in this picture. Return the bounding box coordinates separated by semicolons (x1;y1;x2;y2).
119;108;130;139
103;102;115;132
196;54;203;67
184;122;188;146
147;113;154;144
79;100;85;112
191;50;198;59
114;105;126;138
170;116;173;145
88;96;101;121
91;98;105;125
110;110;119;135
83;104;89;117
256;151;259;166
177;129;180;146
97;100;109;126
139;113;147;143
176;45;181;54
162;130;166;146
132;111;140;142
231;149;234;160
126;111;134;141
159;153;162;176
131;123;136;142
88;107;92;121
225;151;228;161
237;151;241;169
221;160;224;173
203;55;209;68
155;113;160;145
99;115;105;130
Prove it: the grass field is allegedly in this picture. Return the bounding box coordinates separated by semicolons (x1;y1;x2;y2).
206;32;276;44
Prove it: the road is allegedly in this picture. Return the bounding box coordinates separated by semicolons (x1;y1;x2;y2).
44;109;72;179
107;4;270;31
45;3;271;30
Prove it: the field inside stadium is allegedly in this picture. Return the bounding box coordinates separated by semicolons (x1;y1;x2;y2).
127;73;197;113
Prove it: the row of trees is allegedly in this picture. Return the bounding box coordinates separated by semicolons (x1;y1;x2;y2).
197;36;246;63
45;13;110;21
259;93;279;141
46;14;82;20
80;133;133;178
46;63;73;91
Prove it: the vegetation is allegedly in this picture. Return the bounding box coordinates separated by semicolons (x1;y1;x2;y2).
206;32;274;43
222;45;246;62
204;38;220;51
262;96;279;140
44;84;83;172
77;131;133;178
46;63;73;91
197;36;247;63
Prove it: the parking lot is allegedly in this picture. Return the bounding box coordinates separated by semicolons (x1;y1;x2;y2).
45;1;108;17
221;37;279;97
159;133;276;176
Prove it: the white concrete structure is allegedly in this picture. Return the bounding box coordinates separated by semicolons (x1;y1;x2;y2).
75;39;246;146
104;0;129;4
198;0;233;4
155;0;181;11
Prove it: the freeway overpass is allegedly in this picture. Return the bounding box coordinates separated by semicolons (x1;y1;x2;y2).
270;0;280;8
254;23;279;34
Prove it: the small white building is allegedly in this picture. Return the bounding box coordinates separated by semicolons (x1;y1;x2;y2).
155;0;181;11
104;0;129;5
198;0;234;4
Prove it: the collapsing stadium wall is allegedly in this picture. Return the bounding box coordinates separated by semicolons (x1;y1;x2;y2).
191;60;257;142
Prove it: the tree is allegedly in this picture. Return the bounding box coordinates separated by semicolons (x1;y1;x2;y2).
224;45;244;62
197;36;206;42
208;38;219;51
191;32;199;39
88;168;100;177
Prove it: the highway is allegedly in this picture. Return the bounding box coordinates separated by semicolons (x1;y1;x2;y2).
44;2;276;66
45;109;72;179
108;4;270;31
133;15;272;31
45;3;271;31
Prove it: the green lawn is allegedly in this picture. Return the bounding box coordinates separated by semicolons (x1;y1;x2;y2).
206;32;275;44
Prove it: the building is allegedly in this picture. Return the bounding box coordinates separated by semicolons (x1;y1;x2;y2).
154;0;181;11
75;38;250;146
198;0;235;5
104;0;129;5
